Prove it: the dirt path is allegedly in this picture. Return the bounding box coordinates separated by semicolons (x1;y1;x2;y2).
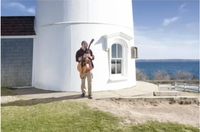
83;98;199;128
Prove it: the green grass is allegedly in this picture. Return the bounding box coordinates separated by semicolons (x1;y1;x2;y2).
1;100;121;132
1;87;16;96
126;121;199;132
1;99;199;132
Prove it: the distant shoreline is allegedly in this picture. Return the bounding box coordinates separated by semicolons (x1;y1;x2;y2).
136;59;199;62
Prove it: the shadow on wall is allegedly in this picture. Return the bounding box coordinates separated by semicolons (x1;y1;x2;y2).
94;36;111;83
95;36;113;83
94;36;106;51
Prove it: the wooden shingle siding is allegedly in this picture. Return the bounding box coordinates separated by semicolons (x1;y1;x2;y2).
1;16;36;36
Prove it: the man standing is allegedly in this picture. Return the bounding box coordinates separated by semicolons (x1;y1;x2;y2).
76;41;94;99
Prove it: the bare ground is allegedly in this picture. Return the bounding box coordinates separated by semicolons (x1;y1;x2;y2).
2;88;200;128
81;97;200;128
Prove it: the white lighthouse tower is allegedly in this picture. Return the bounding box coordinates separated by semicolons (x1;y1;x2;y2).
34;0;137;92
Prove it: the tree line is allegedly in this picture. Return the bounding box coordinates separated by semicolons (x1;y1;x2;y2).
136;69;198;81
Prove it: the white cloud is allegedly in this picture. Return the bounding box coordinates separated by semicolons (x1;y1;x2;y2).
178;3;188;13
182;40;199;46
162;17;179;26
9;2;26;10
27;7;35;14
185;22;199;31
3;2;35;14
179;3;187;10
134;27;199;59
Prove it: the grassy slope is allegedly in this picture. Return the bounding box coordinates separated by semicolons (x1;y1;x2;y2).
1;100;199;132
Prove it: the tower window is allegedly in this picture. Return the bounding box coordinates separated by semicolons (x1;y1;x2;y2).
111;44;123;74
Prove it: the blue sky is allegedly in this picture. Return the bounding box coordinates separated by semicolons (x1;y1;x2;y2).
1;0;199;59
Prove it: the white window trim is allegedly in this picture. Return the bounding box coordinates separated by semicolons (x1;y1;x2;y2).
1;35;36;87
109;42;128;82
103;32;133;82
103;32;132;52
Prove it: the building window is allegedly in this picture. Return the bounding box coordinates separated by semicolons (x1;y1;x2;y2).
131;46;138;59
111;43;123;74
103;32;133;81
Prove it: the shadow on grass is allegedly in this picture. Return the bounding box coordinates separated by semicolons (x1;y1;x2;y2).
1;94;88;107
1;87;62;96
1;87;18;96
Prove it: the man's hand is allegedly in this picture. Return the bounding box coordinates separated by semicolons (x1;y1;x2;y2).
89;55;93;59
80;54;92;60
87;54;93;59
83;54;87;58
78;56;82;62
78;54;86;62
84;54;91;58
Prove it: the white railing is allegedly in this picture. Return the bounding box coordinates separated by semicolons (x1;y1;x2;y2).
174;82;200;92
158;82;200;92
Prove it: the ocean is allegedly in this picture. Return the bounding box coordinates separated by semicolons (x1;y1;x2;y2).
135;60;199;80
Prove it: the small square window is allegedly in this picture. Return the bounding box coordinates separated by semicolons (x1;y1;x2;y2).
131;47;138;59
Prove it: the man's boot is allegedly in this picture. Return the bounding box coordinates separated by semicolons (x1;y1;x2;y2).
88;94;93;99
81;93;85;97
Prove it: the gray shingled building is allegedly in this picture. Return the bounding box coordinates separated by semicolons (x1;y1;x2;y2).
1;16;36;87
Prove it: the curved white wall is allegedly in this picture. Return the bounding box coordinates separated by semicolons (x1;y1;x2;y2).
35;0;133;28
34;0;136;91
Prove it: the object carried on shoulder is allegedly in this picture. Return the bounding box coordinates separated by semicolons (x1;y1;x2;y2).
77;39;94;79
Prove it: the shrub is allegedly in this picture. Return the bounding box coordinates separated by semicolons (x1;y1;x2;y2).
136;69;148;81
153;70;170;80
173;70;193;80
191;76;197;80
